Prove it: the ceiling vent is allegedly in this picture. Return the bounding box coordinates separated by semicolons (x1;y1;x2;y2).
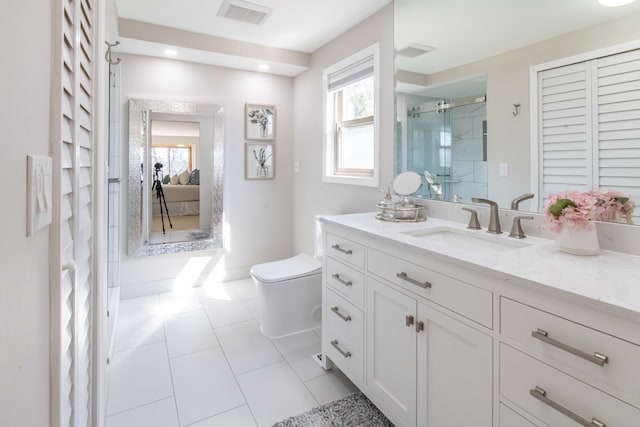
397;44;436;58
217;0;273;25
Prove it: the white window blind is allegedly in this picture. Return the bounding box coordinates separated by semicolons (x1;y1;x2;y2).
52;0;96;425
327;56;374;93
538;48;640;220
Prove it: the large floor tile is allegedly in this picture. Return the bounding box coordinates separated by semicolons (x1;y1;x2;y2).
170;347;245;426
225;278;258;300
304;370;358;405
105;397;178;427
237;361;317;427
272;331;326;382
187;405;257;427
165;310;219;359
107;342;174;415
215;320;282;375
158;290;204;316
114;295;165;351
243;298;262;324
201;295;253;329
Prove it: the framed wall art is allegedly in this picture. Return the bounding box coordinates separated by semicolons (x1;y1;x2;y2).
245;103;275;140
245;142;274;180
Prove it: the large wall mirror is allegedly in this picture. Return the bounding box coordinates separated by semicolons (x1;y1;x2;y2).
128;99;224;256
395;0;640;224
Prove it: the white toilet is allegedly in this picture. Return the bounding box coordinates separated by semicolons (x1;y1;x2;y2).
250;253;323;338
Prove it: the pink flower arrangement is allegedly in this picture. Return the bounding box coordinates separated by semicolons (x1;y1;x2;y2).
544;189;635;232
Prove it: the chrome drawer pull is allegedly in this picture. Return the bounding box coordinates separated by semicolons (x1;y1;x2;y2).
531;329;609;367
331;274;353;287
530;386;606;427
396;272;432;289
330;340;352;358
331;306;352;322
331;244;353;255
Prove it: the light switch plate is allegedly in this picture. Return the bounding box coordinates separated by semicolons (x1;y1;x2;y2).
27;155;53;236
499;162;509;177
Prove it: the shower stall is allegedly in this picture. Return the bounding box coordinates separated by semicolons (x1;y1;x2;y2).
397;94;488;204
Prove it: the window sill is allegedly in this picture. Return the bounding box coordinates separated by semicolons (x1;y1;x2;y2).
323;174;379;188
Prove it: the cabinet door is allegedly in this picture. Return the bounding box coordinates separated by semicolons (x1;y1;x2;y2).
417;303;493;427
367;278;417;426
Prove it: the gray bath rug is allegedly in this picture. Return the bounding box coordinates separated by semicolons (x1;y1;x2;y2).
271;392;394;427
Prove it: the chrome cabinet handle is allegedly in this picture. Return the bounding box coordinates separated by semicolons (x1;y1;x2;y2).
531;329;609;366
331;273;353;287
330;340;352;358
530;386;606;427
331;306;352;322
331;244;353;255
396;272;432;289
406;315;414;327
416;320;424;333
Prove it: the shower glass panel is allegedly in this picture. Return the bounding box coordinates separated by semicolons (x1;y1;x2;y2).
400;95;487;204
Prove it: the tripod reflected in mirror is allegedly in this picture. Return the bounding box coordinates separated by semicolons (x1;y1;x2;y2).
152;162;173;234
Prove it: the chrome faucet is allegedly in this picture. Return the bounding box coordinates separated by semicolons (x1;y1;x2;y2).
509;216;534;239
511;193;534;211
471;198;502;234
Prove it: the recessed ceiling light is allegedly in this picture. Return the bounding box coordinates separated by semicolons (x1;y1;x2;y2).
598;0;636;6
164;49;177;56
258;64;270;71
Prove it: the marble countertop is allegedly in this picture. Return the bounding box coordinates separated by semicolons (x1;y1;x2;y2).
320;213;640;321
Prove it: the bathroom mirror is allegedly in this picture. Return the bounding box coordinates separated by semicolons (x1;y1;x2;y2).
394;0;640;222
127;99;224;256
392;171;422;196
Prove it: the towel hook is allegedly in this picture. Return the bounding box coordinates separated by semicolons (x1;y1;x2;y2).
105;41;121;65
512;103;521;116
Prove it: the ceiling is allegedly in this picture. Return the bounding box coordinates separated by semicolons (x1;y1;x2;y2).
113;0;392;76
112;0;640;77
396;0;640;75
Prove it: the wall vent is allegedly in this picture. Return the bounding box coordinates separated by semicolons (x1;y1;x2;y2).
217;0;272;25
397;44;436;58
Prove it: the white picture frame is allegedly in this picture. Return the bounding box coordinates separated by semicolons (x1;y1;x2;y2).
245;142;274;180
245;103;275;140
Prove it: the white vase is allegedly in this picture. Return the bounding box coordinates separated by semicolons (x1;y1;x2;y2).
555;225;599;255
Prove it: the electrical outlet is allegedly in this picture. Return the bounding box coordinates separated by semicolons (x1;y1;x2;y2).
294;160;300;174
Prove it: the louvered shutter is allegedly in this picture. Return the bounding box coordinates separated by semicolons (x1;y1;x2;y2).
538;48;640;221
52;0;96;426
595;49;640;214
538;62;593;206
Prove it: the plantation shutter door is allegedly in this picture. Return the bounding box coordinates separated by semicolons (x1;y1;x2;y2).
538;62;593;207
53;0;96;426
595;48;640;217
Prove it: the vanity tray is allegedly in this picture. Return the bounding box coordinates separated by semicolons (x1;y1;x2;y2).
375;202;426;222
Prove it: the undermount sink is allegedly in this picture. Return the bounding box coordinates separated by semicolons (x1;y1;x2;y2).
401;226;531;253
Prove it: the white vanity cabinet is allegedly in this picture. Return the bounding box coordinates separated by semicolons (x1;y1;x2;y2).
322;227;493;426
320;214;640;427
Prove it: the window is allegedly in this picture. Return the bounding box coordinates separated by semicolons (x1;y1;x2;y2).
151;145;193;176
323;43;380;186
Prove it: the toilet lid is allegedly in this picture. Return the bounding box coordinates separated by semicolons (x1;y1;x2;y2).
250;253;322;283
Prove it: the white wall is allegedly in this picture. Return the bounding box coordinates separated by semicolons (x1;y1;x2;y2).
0;1;52;425
421;11;640;209
292;5;395;255
118;54;294;296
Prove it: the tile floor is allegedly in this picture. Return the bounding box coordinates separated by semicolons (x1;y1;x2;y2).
105;278;358;427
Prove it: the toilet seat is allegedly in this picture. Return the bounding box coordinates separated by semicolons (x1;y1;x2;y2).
250;253;322;283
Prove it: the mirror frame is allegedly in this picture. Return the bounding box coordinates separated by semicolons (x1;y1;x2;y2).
127;99;224;256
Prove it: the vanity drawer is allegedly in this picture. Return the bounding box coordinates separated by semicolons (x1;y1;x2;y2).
326;233;365;269
501;297;640;401
499;403;537;427
325;288;364;385
500;344;640;427
367;248;493;328
326;256;365;307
